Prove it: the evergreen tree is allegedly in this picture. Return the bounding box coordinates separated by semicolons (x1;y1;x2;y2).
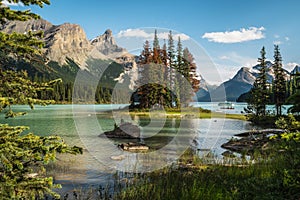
183;48;200;92
153;29;160;50
257;46;269;116
174;36;183;106
0;1;82;199
273;45;286;116
167;31;176;106
246;47;269;116
287;72;300;114
167;31;175;69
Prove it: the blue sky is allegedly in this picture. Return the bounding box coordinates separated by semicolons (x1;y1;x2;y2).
5;0;300;84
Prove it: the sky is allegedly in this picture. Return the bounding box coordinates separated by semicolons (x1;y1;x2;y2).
4;0;300;85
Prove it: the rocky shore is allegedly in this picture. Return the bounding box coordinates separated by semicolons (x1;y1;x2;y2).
221;129;286;155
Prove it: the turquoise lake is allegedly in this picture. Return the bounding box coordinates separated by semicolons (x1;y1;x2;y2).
0;103;256;192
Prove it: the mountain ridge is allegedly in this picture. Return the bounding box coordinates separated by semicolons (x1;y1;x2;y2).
1;18;130;68
198;61;295;102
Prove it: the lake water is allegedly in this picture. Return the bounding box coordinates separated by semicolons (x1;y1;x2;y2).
0;103;255;193
191;102;292;115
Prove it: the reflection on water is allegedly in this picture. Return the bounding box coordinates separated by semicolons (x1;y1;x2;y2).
0;104;254;188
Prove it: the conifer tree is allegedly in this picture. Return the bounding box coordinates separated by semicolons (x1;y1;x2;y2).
273;45;286;116
0;1;82;199
257;46;269;116
167;31;176;106
174;36;183;106
183;47;200;92
246;47;269;116
153;29;160;50
287;71;300;114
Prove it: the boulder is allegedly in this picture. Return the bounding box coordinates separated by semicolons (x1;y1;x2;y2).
101;122;140;139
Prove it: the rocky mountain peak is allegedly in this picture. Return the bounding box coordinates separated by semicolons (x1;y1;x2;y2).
43;23;92;67
291;65;300;74
232;67;256;85
90;29;126;58
104;29;112;37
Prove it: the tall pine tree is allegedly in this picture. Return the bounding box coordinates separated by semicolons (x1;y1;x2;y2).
273;45;286;116
246;46;269;116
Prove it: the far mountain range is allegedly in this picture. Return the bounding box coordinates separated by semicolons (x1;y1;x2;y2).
197;62;299;102
1;18;299;102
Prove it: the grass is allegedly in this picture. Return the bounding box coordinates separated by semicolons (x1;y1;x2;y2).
114;157;298;199
128;107;247;121
113;135;300;200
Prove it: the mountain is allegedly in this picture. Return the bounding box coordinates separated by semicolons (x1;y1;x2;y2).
197;61;291;102
90;29;126;58
291;65;300;74
198;67;255;102
194;75;217;100
1;19;94;67
1;18;137;86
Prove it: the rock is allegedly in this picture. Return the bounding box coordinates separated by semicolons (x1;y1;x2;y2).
101;122;140;139
221;132;275;155
110;155;125;160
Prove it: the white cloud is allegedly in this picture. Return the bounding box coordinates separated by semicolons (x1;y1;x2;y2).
273;40;282;45
116;29;190;41
285;37;290;41
285;62;299;71
117;29;150;39
2;0;23;6
202;26;265;43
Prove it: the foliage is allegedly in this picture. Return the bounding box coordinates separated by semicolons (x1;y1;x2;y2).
0;69;60;117
0;0;50;64
287;72;300;115
0;71;82;200
269;132;300;198
0;124;82;199
0;0;50;24
0;1;83;199
275;114;300;131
